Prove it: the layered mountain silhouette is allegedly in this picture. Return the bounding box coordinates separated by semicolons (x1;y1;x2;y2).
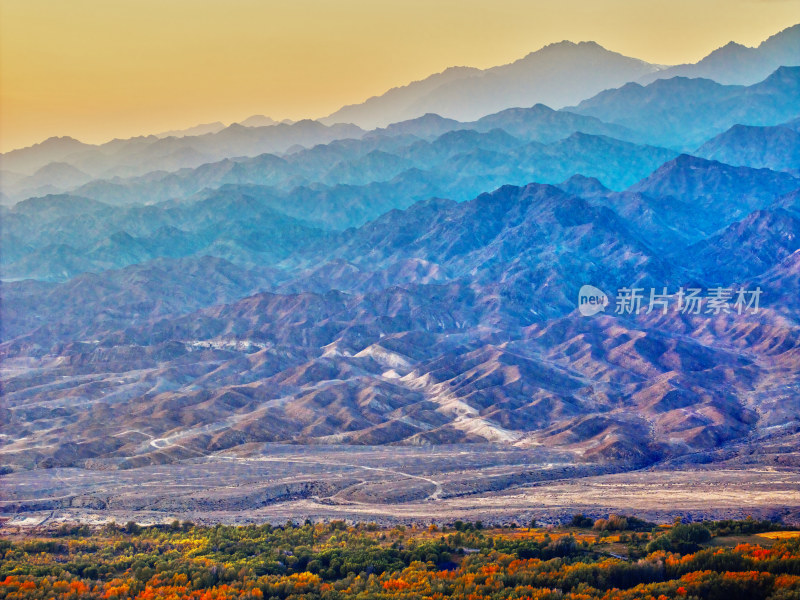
638;24;800;85
569;66;800;149
0;104;673;218
0;120;365;200
4;173;798;467
2;24;800;478
322;41;662;128
3;67;796;205
154;121;226;138
321;24;798;129
695;123;800;171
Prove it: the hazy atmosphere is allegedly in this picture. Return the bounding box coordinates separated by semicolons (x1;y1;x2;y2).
1;0;798;151
3;3;800;597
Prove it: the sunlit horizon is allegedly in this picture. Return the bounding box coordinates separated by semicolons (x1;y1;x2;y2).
1;0;798;153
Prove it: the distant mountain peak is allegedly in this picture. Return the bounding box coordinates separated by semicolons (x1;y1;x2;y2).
154;121;225;139
645;153;741;175
41;135;82;144
557;174;611;197
31;161;88;178
694;41;754;64
672;153;711;166
760;22;800;51
714;41;750;53
722;40;747;49
240;115;278;127
695;122;800;171
322;37;660;128
537;39;604;52
538;40;578;51
638;23;800;86
766;65;800;80
631;152;800;198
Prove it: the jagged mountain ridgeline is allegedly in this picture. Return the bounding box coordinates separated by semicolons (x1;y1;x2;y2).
1;23;800;523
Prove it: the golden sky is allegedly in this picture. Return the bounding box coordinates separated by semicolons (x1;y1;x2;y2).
1;0;798;152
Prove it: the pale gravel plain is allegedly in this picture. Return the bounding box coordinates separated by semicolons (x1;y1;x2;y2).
2;445;799;531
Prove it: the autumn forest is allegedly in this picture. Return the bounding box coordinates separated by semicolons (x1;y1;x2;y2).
2;517;800;600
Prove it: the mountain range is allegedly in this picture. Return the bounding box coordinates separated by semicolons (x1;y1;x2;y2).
3;65;798;207
1;23;800;495
0;120;365;199
569;66;800;149
320;24;799;129
638;23;800;85
696;124;800;171
3;153;799;470
321;41;661;128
